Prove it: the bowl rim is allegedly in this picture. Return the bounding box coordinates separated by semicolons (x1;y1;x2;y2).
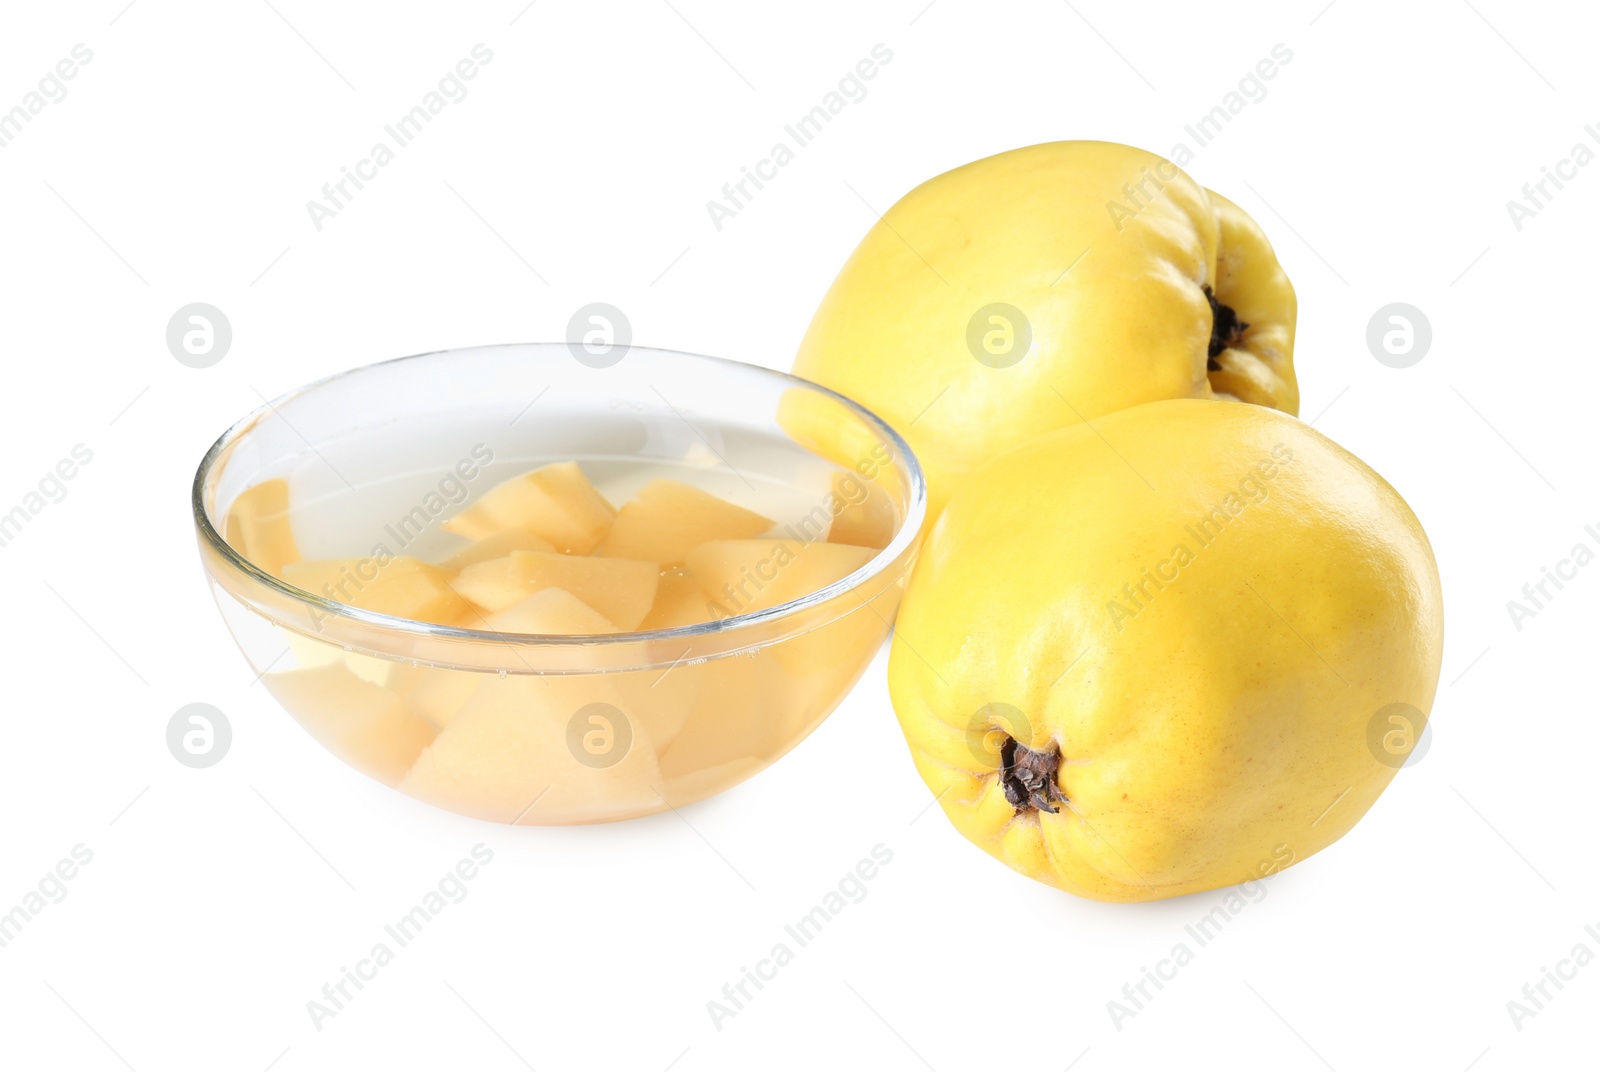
191;342;927;650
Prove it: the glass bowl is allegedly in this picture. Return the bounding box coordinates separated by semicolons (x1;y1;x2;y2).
191;344;925;824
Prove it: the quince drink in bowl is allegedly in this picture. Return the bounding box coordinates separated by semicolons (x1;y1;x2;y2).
192;345;924;824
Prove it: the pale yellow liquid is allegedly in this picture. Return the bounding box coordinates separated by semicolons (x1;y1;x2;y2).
236;454;898;824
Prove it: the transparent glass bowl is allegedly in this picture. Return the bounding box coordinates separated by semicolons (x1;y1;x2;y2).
192;344;925;824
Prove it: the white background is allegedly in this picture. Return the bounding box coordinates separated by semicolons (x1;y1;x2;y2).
0;0;1593;1069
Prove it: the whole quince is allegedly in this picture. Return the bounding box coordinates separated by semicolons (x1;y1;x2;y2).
794;140;1297;520
888;399;1442;902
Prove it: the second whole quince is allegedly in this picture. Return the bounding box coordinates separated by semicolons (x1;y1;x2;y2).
886;400;1443;902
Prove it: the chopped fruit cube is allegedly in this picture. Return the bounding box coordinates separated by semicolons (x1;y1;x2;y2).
281;556;471;626
264;663;437;786
284;631;420;690
639;567;712;630
438;528;556;571
685;539;876;617
398;674;662;824
658;653;780;774
483;587;620;635
596;479;773;564
401;667;482;730
442;462;616;553
444;556;524;612
612;665;696;753
826;471;897;549
450;551;658;630
771;593;898;722
437;606;494;630
227;444;904;824
224;478;300;577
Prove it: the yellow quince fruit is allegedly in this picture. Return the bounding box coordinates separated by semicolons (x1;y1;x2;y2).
888;399;1442;902
793;140;1297;520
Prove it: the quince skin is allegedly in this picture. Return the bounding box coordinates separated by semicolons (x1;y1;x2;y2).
888;400;1442;902
794;140;1297;520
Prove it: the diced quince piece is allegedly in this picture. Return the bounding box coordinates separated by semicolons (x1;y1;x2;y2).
450;551;658;629
442;462;616;553
224;479;300;577
284;631;420;691
445;556;524;613
281;556;470;626
483;587;620;635
659;653;783;775
398;674;662;824
826;471;897;549
264;663;437;786
639;568;712;630
685;539;876;616
401;667;483;730
439;528;556;571
596;479;773;564
770;600;896;727
611;664;696;754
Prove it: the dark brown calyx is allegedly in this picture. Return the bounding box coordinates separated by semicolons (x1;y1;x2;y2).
1204;285;1248;371
1000;737;1069;815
